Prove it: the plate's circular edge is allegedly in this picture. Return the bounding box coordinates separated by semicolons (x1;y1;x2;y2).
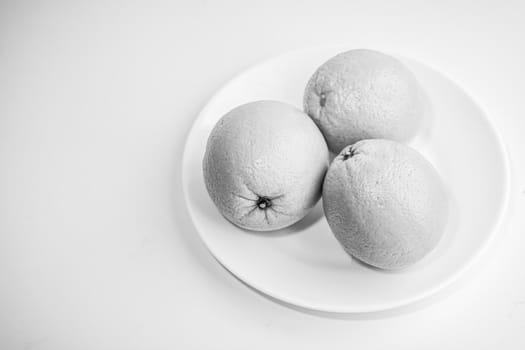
181;46;513;314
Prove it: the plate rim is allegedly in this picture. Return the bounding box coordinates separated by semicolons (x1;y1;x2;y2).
181;46;512;314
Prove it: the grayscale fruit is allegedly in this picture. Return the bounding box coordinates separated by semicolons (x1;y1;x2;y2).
203;100;329;231
323;139;448;269
304;49;423;153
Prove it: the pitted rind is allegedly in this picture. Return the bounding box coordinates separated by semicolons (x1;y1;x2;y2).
203;101;330;231
304;49;423;154
323;140;449;269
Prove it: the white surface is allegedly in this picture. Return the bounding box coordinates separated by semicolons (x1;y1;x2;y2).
1;0;524;349
183;48;510;313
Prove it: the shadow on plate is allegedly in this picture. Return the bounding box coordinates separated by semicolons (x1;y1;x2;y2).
219;257;464;320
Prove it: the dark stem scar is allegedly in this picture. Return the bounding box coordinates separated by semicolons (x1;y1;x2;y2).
319;92;326;107
255;193;284;210
342;147;355;161
256;196;272;209
237;192;287;223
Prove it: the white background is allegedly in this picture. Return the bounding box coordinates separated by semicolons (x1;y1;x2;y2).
1;0;524;349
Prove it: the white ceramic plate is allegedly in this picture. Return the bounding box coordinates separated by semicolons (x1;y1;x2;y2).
182;47;510;313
